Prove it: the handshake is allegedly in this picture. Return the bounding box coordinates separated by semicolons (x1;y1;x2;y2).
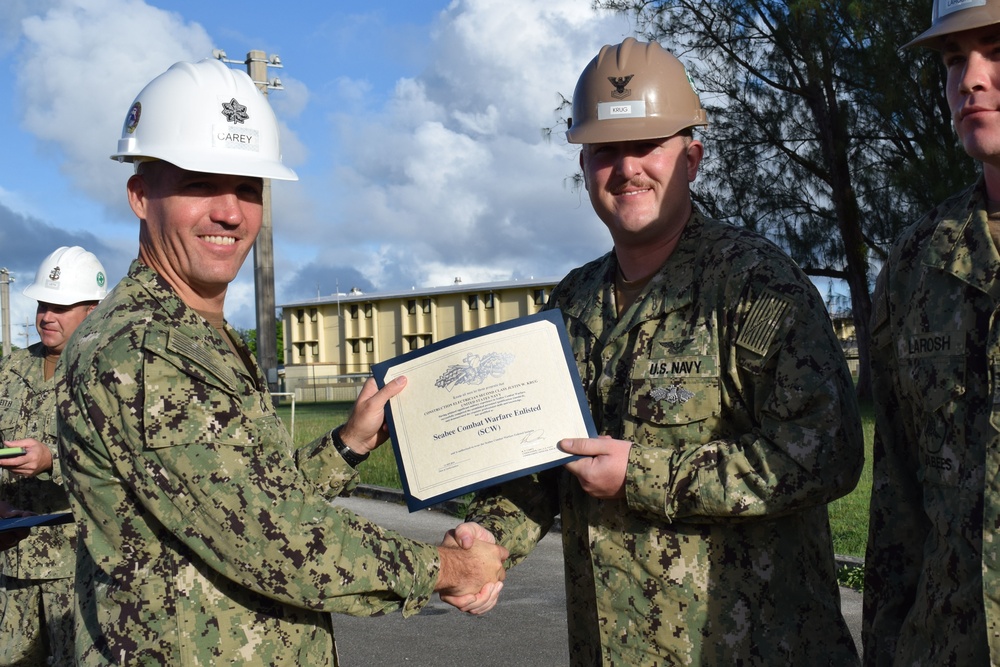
434;521;507;615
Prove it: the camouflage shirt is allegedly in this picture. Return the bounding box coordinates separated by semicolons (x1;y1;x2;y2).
467;210;863;666
0;343;75;580
57;260;441;666
864;180;1000;665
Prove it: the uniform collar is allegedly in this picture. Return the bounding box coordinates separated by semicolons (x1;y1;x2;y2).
560;210;705;330
127;259;260;384
924;178;1000;300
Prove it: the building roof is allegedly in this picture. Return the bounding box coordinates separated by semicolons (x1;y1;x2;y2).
280;276;562;309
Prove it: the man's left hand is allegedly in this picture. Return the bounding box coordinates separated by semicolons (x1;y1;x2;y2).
0;439;54;478
338;376;407;455
560;436;631;499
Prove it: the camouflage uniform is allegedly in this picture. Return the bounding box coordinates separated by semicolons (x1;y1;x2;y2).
56;261;441;666
467;210;863;666
864;180;1000;665
0;343;75;666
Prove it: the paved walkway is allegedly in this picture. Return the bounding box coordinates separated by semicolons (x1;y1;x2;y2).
330;492;863;666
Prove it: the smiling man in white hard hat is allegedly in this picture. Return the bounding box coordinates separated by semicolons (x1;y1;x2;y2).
55;59;507;666
0;245;107;666
864;1;1000;665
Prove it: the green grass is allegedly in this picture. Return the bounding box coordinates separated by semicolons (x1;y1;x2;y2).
828;400;874;559
276;399;876;559
276;400;403;488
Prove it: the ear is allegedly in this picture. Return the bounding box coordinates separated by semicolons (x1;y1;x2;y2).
578;150;589;192
685;140;704;183
126;173;149;220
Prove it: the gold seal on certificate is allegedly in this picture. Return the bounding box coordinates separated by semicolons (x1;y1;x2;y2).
372;309;595;511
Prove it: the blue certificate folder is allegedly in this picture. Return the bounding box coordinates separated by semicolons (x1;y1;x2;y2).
372;309;596;512
0;512;73;533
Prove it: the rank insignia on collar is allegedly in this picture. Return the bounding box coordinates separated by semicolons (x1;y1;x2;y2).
221;98;249;124
651;385;694;405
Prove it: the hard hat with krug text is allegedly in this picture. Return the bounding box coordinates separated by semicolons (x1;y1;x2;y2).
566;37;708;145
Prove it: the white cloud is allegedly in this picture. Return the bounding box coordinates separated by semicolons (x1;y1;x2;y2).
312;0;630;291
4;0;634;332
15;0;214;208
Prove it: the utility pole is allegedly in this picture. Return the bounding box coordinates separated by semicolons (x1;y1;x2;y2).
214;48;284;393
0;268;11;357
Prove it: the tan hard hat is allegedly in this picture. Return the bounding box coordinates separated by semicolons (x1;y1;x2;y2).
905;0;1000;49
566;37;707;145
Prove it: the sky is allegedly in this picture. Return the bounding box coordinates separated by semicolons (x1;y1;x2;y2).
0;0;638;347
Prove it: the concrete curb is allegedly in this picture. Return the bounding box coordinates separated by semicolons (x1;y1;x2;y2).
351;484;866;572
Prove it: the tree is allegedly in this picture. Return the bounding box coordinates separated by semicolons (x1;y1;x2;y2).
237;321;284;362
593;0;977;398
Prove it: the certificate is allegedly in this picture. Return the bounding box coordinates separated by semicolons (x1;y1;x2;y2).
372;309;595;512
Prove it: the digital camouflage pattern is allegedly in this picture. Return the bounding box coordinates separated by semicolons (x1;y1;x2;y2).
864;179;1000;665
57;260;441;666
467;210;863;666
0;343;76;665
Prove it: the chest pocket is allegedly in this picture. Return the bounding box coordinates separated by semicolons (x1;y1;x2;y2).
629;356;720;429
141;329;267;450
0;399;20;441
903;356;967;487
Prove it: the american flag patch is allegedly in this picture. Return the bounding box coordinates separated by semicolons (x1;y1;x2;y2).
737;290;792;355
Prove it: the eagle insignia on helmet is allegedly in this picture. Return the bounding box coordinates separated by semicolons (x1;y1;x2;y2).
221;98;250;124
608;75;634;99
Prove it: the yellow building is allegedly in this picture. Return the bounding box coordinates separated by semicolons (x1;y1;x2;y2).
280;277;559;401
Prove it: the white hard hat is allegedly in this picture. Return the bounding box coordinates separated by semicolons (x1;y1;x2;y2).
110;59;297;181
22;246;108;306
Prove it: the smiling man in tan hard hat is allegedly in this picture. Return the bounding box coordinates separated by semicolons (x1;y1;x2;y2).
448;37;863;666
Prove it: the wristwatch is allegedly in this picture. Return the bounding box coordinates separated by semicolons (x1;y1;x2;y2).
333;426;370;467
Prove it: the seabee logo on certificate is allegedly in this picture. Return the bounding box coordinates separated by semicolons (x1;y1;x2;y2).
372;309;596;512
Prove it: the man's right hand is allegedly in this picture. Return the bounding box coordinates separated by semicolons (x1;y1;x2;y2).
434;539;508;614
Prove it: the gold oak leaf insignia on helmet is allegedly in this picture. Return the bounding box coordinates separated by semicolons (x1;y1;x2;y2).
608;75;633;99
221;98;249;124
650;385;695;405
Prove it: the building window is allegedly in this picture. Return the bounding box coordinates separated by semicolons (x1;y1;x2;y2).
484;292;494;309
310;342;319;358
533;289;547;306
421;298;432;314
365;339;374;353
349;304;358;319
348;339;360;354
405;335;418;351
467;294;479;310
407;299;416;315
421;335;433;347
296;309;304;324
364;303;373;318
309;308;318;322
